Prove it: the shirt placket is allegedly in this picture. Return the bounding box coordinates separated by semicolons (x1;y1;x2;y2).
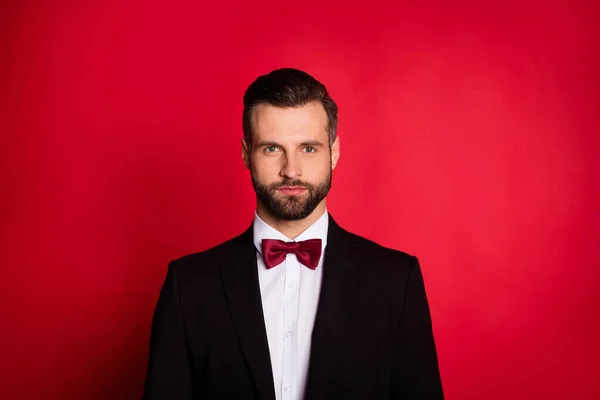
281;252;300;400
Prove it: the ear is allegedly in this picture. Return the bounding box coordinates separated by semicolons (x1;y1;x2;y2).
331;136;340;170
241;138;251;170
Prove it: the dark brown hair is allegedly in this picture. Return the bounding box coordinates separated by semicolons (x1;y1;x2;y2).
242;68;338;147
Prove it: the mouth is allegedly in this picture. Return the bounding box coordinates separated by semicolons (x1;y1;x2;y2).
277;186;308;195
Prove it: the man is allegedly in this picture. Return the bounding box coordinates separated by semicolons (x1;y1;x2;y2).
144;68;443;399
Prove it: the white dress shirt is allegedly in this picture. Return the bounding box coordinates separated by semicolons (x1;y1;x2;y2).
253;210;329;400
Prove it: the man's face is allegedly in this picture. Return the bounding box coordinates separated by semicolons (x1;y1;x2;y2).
242;101;340;221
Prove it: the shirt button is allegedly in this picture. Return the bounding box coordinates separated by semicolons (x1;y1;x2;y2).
288;282;298;289
285;331;293;338
284;385;291;392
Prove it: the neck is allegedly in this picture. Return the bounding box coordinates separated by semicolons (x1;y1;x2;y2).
256;200;327;239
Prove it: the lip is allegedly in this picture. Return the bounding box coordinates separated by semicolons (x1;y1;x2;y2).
277;186;307;195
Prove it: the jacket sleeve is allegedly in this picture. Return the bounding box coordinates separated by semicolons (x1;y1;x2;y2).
144;262;194;400
391;256;444;399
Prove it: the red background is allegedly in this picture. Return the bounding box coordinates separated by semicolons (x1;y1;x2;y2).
2;1;599;399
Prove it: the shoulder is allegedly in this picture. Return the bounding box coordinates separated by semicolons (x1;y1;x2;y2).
335;225;424;304
336;223;417;268
168;227;251;279
334;222;422;287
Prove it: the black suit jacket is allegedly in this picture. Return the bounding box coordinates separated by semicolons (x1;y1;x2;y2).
144;215;443;399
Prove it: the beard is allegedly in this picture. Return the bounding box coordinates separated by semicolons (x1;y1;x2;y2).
251;169;332;221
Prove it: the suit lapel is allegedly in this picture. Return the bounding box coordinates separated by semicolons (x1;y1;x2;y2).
220;227;276;400
313;215;364;324
305;214;367;395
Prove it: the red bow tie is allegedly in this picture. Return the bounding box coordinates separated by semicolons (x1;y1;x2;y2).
261;238;323;270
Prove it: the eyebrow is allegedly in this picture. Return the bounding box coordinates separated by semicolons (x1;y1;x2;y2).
299;141;326;147
255;140;326;148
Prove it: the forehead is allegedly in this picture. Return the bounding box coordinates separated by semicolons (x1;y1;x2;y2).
251;101;328;143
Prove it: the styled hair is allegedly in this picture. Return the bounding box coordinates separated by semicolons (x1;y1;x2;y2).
242;68;338;147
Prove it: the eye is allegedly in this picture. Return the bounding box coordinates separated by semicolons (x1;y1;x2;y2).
264;146;279;153
303;146;316;153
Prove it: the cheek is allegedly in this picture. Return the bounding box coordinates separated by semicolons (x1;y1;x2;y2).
251;157;280;181
311;155;332;172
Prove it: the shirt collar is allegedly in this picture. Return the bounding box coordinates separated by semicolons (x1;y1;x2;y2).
253;209;329;254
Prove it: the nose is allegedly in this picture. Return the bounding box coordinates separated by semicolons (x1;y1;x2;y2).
280;152;302;180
